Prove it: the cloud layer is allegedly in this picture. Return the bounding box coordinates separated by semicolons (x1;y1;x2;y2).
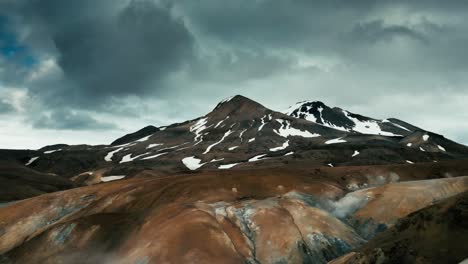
0;0;467;148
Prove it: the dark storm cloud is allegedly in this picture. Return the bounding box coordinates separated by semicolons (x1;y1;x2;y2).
50;0;193;103
1;0;194;107
32;109;116;130
0;0;467;140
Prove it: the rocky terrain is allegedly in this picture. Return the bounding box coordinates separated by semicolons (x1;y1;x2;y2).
0;95;467;263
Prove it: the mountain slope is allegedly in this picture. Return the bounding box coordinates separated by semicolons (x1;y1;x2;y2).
0;161;78;202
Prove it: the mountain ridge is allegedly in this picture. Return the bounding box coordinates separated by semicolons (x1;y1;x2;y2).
2;94;467;183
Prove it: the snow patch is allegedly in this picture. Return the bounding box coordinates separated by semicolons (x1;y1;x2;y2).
25;156;39;166
104;147;124;162
352;150;360;157
406;160;414;164
146;143;163;149
190;117;209;145
343;110;401;136
258;114;271;131
269;140;289;152
119;153;150;163
135;135;153;142
328;163;334;167
422;134;430;141
406;143;413;147
248;154;268;162
229;146;239;151
101;175;126;182
219;163;240;169
437;145;446;151
274;119;320;138
182;156;205;170
325;138;347;144
284;151;294;156
419;147;426;152
44;149;62;154
248;138;255;142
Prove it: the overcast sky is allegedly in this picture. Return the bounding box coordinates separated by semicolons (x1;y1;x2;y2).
0;0;467;149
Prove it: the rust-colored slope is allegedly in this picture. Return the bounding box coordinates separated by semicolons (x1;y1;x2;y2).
0;170;467;264
329;191;468;264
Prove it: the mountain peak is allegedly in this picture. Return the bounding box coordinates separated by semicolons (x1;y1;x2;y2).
212;95;267;114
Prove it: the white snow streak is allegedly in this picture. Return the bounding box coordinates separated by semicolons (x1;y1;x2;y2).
25;156;39;166
406;160;414;164
248;154;268;162
44;149;61;154
270;140;289;152
136;135;153;142
146;143;163;149
229;146;239;150
141;152;167;160
325;137;347;144
389;122;411;132
101;175;126;182
352;150;360;157
239;129;247;142
258;114;272;131
423;134;430;141
104;147;124;162
190;117;209;145
214;116;229;128
219;163;240;169
437;145;446;151
157;142;190;152
203;130;234;154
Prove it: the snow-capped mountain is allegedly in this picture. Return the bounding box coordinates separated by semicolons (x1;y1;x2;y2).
9;95;466;184
285;100;420;136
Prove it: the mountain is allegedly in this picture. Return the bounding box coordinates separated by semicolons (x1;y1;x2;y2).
9;95;467;183
1;95;468;264
285;100;421;136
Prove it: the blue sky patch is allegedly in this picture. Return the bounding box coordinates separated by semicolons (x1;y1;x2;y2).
0;15;36;67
